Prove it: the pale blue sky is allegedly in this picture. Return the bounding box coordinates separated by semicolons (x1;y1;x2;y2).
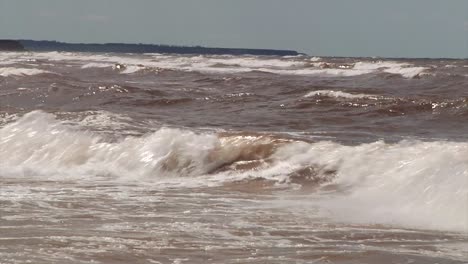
0;0;467;58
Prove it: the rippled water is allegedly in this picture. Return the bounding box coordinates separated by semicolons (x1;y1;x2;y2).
0;52;467;263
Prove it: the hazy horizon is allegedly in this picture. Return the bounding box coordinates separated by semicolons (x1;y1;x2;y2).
1;0;467;58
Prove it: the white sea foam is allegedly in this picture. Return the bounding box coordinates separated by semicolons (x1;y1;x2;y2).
353;61;401;71
120;65;145;74
274;141;468;232
383;66;428;78
1;52;433;78
81;62;114;69
304;90;376;99
1;111;467;232
260;68;374;77
0;52;31;65
61;110;144;134
0;67;50;77
81;62;149;74
354;61;428;78
206;57;305;68
22;52;356;76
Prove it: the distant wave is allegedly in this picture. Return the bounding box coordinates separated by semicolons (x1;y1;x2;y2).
0;67;50;77
81;62;114;69
383;66;428;78
353;61;429;78
304;90;378;99
259;68;374;77
1;52;431;78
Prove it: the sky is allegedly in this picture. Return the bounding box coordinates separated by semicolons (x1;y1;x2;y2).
0;0;467;58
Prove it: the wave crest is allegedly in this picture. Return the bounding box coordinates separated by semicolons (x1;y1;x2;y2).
0;67;50;77
304;90;377;99
0;111;290;179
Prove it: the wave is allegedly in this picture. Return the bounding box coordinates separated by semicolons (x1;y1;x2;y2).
1;111;467;232
0;67;50;77
304;90;377;99
353;61;429;78
258;61;428;78
277;140;468;232
81;62;161;74
4;52;433;78
0;52;30;65
0;111;289;180
384;66;429;78
81;62;114;69
206;57;306;68
119;65;145;74
298;93;468;115
259;68;374;77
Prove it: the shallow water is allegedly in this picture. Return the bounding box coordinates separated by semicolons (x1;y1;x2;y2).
1;179;467;264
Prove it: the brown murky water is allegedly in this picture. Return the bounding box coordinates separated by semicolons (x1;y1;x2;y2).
0;52;467;263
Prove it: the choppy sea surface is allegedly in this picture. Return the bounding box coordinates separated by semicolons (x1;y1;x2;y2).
0;51;467;264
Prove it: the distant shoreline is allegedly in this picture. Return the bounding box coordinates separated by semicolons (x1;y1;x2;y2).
0;40;26;51
9;40;301;56
2;39;464;60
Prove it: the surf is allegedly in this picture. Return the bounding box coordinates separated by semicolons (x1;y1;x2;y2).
1;111;467;232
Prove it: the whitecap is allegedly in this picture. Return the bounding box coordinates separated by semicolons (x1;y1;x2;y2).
304;90;376;99
0;67;50;77
354;61;428;78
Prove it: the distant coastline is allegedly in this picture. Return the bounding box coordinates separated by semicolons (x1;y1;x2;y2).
10;40;300;56
0;40;26;51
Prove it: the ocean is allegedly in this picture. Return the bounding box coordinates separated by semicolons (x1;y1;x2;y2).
0;51;467;263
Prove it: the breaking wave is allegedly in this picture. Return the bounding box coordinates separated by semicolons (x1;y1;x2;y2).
353;61;429;78
81;62;114;69
0;67;50;77
1;111;467;231
0;111;290;180
259;68;374;77
304;90;378;99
